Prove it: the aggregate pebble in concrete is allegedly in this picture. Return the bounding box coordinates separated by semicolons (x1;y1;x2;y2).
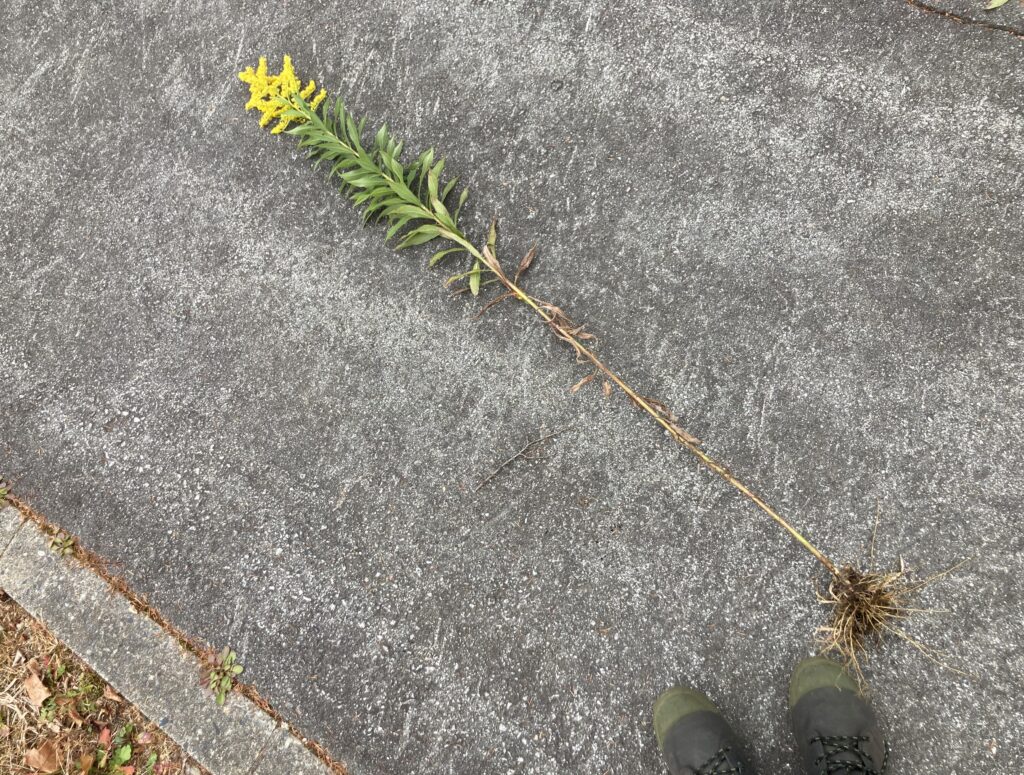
2;1;1023;773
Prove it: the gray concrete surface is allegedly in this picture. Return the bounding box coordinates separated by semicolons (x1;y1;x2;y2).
2;1;1022;773
0;506;332;775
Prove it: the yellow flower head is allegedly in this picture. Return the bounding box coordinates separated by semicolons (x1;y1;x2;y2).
238;55;327;134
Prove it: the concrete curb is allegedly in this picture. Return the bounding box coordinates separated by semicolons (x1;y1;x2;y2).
0;504;333;775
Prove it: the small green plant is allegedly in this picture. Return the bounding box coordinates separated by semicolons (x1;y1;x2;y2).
142;751;159;774
38;695;57;723
201;647;244;705
88;724;134;774
49;530;75;557
66;672;104;716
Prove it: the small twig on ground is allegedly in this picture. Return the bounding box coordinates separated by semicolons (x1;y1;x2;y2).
474;427;572;492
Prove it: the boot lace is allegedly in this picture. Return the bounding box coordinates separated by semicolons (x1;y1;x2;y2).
812;735;888;775
696;746;744;775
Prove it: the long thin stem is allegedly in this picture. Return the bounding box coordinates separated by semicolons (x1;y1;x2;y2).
282;94;839;578
462;238;839;576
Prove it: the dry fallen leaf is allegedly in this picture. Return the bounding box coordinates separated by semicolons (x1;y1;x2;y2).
25;739;59;773
514;244;537;282
570;373;596;393
103;685;124;703
78;753;95;773
602;380;612;398
22;673;51;708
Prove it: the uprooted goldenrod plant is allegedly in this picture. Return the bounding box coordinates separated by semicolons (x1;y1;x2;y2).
238;56;949;674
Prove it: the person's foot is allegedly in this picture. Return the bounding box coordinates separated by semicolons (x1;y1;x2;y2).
789;657;888;774
653;686;751;774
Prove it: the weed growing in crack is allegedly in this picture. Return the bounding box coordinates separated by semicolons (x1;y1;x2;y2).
49;531;75;557
201;647;244;705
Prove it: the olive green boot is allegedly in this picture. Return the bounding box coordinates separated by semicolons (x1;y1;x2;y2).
789;657;888;775
654;686;752;774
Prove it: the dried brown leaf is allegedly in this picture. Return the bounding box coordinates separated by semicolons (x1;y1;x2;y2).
602;380;612;398
473;291;515;320
637;395;701;445
570;373;596;393
514;245;537;282
103;685;123;703
481;244;507;280
25;739;59;773
540;303;568;326
78;753;95;773
22;672;51;708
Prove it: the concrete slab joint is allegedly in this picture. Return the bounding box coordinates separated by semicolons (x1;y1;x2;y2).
0;505;332;775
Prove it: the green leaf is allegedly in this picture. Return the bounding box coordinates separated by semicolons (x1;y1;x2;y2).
985;0;1010;8
469;260;482;296
416;149;435;198
383;203;431;221
384;155;404;180
397;224;442;249
487;219;497;257
340;172;379;190
427;159;445;202
345;115;360;146
430;247;465;267
113;744;132;766
385;216;415;241
455;188;470;222
431;195;452;224
329;158;361;176
445;270;474;284
441;177;459;201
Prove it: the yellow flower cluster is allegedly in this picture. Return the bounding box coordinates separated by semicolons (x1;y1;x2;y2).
238;55;326;134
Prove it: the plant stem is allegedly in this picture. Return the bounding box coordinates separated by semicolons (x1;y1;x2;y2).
455;234;840;577
284;95;840;578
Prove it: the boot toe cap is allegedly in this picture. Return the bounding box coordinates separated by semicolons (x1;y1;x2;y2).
789;656;859;709
653;686;719;749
